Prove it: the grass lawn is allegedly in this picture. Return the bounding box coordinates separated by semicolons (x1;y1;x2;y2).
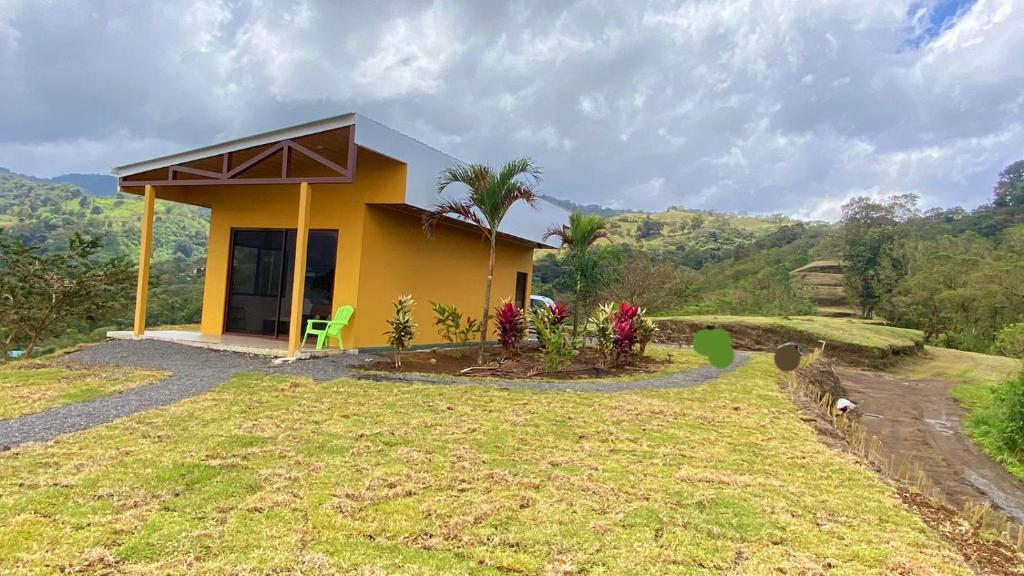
0;356;970;575
0;364;166;420
893;346;1024;481
654;315;924;350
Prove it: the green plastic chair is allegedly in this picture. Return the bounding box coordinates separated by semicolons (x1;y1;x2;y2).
302;305;354;350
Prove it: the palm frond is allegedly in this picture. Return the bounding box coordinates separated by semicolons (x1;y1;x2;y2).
543;224;571;245
550;211;610;249
495;157;541;191
422;199;487;238
427;157;542;239
436;164;492;195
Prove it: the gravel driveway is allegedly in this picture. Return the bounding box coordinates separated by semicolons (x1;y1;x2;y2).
0;339;748;449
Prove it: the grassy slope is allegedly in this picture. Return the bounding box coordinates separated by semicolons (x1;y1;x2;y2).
654;315;924;349
892;346;1024;481
0;170;209;262
0;358;968;574
604;210;786;252
0;364;166;420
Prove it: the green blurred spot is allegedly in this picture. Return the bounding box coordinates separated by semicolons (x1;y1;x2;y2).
693;328;735;368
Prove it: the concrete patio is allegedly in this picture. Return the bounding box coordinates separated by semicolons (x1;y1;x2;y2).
106;330;349;358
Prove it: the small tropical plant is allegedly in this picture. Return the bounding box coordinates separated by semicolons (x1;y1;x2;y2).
533;304;578;371
612;302;640;365
384;295;416;368
548;302;570;326
636;312;659;355
587;302;615;368
424;158;541;363
494;299;526;359
430;302;480;353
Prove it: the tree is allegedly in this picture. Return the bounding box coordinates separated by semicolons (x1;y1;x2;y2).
602;251;691;314
423;158;541;363
635;216;664;240
544;211;615;336
837;194;918;318
0;232;134;358
994;160;1024;209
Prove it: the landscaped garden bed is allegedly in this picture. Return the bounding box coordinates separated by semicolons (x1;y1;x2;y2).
376;297;678;381
361;344;702;380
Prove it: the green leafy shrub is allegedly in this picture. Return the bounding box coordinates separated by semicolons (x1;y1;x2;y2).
636;313;659;355
994;323;1024;359
587;302;658;367
430;302;479;353
994;372;1024;456
587;303;615;368
533;304;578;371
384;295;416;368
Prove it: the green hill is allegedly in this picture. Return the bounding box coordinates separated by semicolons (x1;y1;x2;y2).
0;169;209;262
605;208;797;268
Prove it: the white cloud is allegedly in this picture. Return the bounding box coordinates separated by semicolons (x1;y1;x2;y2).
0;0;1022;220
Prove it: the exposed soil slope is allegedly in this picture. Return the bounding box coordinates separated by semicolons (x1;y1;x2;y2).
655;315;923;367
836;366;1024;525
788;361;1024;575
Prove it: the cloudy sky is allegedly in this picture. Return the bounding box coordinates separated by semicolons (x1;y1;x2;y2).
1;0;1021;219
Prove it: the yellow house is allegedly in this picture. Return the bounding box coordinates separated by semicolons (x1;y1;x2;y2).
112;113;568;357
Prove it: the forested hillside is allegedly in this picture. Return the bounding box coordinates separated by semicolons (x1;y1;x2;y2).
0;169;208;261
535;207;829;317
0;169;208;349
4;159;1024;358
535;160;1024;356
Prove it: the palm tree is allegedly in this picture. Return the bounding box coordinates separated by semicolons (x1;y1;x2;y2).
544;211;611;336
423;157;541;363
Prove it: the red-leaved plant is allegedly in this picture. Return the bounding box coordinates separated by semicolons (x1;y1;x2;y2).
549;303;570;326
612;302;640;365
494;300;525;358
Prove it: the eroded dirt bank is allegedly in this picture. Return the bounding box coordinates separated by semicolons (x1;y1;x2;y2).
790;361;1024;574
836;366;1024;525
655;318;921;368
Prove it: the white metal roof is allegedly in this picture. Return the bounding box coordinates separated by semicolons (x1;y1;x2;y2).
112;113;568;247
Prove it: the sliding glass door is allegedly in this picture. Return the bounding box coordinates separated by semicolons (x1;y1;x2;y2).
225;228;338;338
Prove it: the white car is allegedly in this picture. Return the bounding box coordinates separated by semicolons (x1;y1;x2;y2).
529;294;555;312
527;295;555;340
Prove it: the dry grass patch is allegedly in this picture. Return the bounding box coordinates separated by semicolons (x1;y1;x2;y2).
0;357;971;574
0;363;166;420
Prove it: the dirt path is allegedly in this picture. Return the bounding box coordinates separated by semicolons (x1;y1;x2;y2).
836;367;1024;524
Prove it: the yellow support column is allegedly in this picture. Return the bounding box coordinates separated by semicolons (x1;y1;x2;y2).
133;185;156;338
287;182;312;358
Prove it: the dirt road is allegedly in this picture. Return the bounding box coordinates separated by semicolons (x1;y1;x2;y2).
836;367;1024;524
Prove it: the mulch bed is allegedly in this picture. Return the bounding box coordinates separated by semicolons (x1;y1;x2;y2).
363;345;668;380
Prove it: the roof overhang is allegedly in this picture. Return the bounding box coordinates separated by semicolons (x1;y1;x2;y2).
115;116;357;187
114;114;357;178
111;113;569;247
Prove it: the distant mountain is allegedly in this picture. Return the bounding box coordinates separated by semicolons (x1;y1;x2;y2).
0;168;118;197
539;194;631;218
46;173;118;197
